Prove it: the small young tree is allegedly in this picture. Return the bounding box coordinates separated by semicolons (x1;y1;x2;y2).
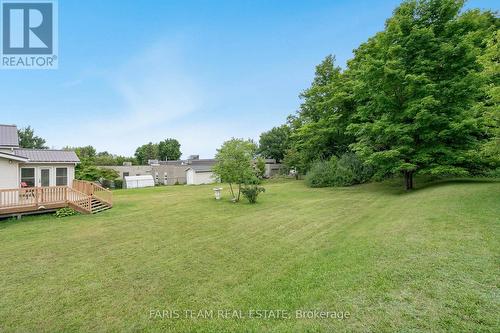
213;138;257;202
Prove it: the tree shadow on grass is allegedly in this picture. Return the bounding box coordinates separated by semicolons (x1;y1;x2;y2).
413;177;500;191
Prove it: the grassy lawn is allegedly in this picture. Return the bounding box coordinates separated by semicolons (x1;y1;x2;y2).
0;179;499;332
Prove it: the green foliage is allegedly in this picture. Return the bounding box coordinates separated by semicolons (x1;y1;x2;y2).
265;0;499;190
70;145;97;160
258;125;291;161
287;55;355;164
241;185;265;204
255;157;266;178
346;0;498;189
158;139;182;161
76;164;119;182
134;139;183;164
54;207;78;218
478;30;500;165
94;151;136;166
305;159;338;188
283;148;309;178
134;142;159;165
306;153;373;188
113;179;123;189
17;126;47;149
212;138;258;201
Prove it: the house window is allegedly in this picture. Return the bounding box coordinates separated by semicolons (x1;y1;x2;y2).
21;168;35;187
56;168;68;186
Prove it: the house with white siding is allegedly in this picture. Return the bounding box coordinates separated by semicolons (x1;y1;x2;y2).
0;124;113;217
0;125;79;189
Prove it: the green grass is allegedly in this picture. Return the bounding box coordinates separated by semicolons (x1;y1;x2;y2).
1;179;499;332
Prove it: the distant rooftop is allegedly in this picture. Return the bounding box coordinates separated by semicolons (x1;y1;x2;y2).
186;164;213;172
0;124;19;147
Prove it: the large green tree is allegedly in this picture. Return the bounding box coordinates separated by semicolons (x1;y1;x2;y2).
479;30;500;164
158;139;182;161
18;126;47;149
258;125;291;162
212;138;258;201
134;143;159;165
347;0;498;189
285;55;355;168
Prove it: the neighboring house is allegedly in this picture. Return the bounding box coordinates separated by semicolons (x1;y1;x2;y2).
102;157;217;186
100;165;152;179
0;125;79;189
263;159;283;178
186;165;215;185
185;158;217;185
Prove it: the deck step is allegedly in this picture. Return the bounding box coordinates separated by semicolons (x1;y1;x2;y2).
92;206;111;214
90;198;111;214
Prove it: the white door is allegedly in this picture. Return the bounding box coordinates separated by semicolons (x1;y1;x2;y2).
187;170;193;185
40;168;51;187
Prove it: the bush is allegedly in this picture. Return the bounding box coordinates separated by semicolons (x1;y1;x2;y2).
100;179;113;188
305;159;338;188
113;179;123;189
55;207;78;218
241;185;265;204
305;153;373;188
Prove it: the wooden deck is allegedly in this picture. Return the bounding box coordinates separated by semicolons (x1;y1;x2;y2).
0;180;113;217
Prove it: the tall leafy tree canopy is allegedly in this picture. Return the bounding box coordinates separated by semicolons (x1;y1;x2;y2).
258;125;291;162
479;30;500;163
267;0;498;189
283;55;356;173
158;139;182;161
18;126;47;149
347;0;498;188
135;143;160;165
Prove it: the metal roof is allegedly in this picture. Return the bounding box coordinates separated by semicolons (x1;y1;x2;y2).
13;149;80;163
0;151;29;162
0;124;19;147
186;164;213;172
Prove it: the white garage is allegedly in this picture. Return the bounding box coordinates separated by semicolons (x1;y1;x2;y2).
186;166;215;185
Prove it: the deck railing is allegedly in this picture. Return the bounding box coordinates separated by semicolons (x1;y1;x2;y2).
0;180;113;216
0;186;67;210
72;180;113;206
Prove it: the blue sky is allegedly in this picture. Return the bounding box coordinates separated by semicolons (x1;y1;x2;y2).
1;0;498;158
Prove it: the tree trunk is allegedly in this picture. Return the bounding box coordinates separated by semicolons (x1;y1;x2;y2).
404;171;414;190
229;183;235;199
237;184;241;202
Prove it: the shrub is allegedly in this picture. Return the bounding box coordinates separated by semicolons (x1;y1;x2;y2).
113;179;123;189
335;153;373;185
305;153;373;188
55;207;78;218
241;185;265;204
305;158;338;188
